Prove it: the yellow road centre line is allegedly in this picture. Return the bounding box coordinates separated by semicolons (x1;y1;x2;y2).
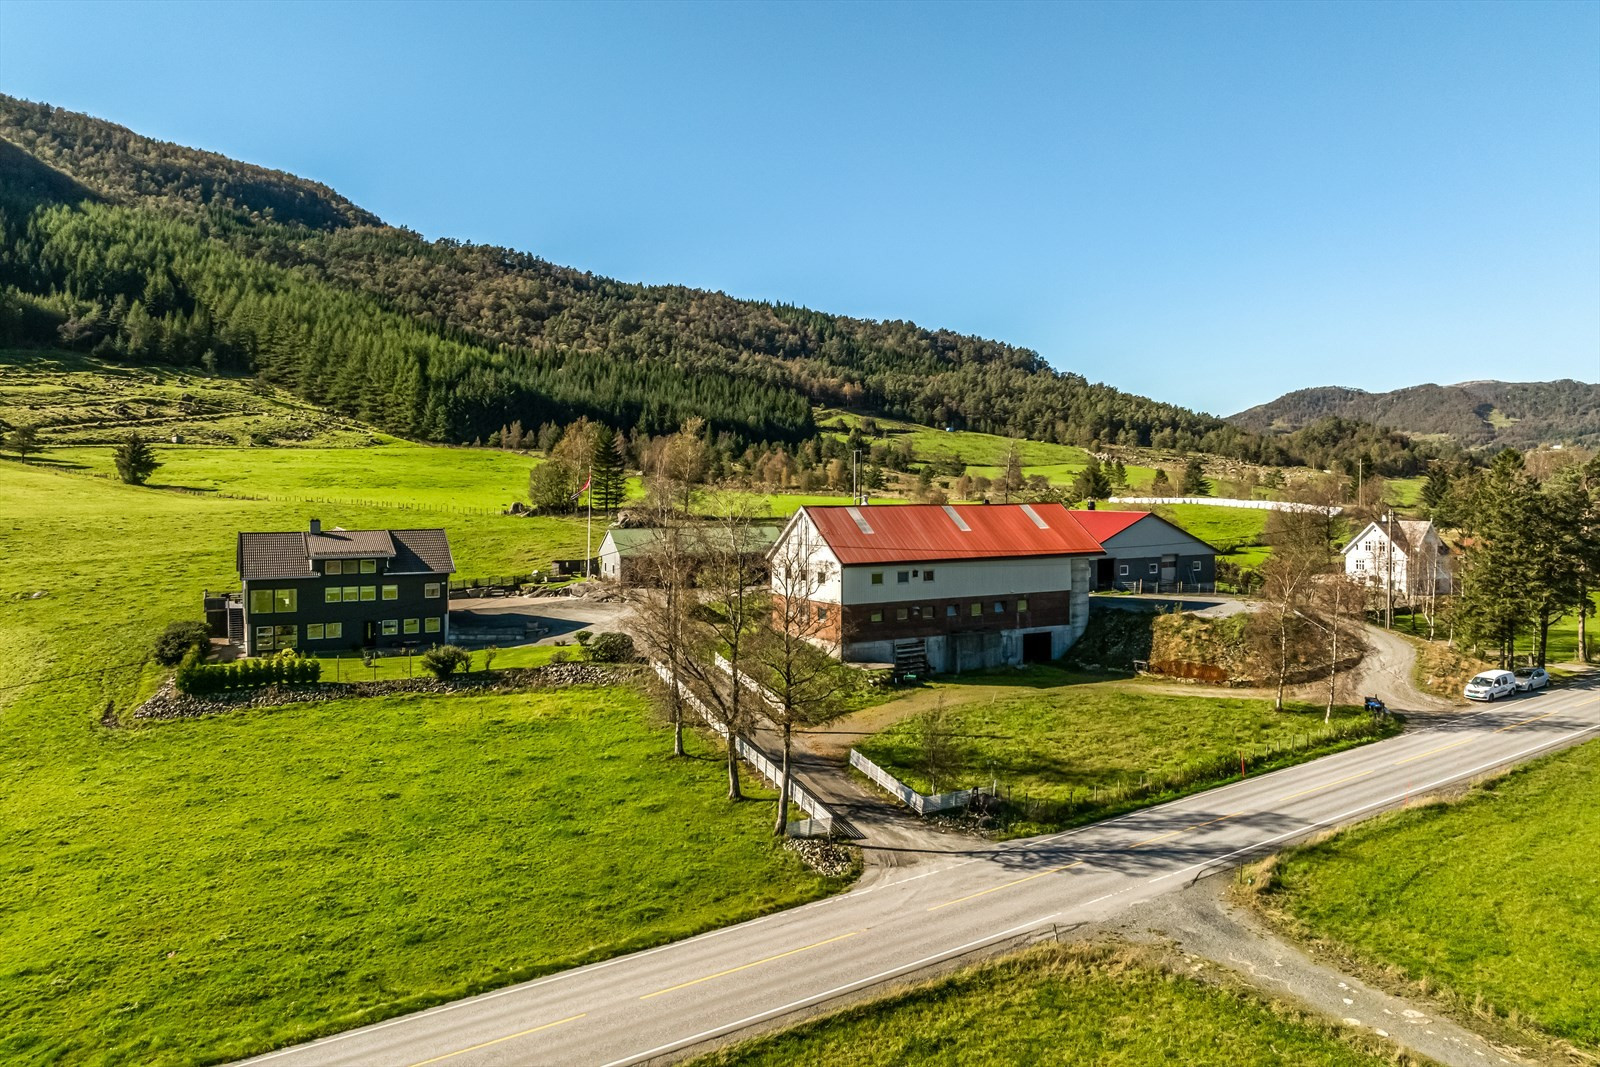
406;1013;587;1067
1277;769;1374;802
1393;736;1476;765
1496;709;1560;732
927;860;1083;911
1128;811;1246;849
640;931;863;999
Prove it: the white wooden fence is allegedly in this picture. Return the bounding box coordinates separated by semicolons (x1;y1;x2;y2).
651;661;836;837
848;749;985;816
1110;496;1343;515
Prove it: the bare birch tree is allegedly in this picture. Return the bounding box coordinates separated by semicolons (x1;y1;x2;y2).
759;523;844;835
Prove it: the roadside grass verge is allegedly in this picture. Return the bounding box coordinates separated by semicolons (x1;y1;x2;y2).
692;941;1399;1067
855;672;1398;836
1241;739;1600;1056
0;455;843;1066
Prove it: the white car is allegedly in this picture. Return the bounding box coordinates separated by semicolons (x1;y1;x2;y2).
1514;667;1551;692
1464;669;1517;702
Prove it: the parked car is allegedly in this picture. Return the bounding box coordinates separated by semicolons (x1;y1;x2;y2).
1513;666;1550;692
1464;669;1517;702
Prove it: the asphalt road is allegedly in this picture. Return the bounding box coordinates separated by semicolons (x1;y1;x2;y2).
245;679;1600;1067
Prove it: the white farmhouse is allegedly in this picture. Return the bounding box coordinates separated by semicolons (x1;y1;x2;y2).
1341;517;1452;599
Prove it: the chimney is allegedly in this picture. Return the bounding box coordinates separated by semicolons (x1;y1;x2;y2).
309;518;321;535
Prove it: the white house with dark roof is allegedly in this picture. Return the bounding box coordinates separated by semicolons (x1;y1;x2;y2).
767;503;1104;675
1341;517;1452;599
234;519;455;655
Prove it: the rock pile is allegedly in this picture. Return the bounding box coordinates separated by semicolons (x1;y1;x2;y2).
784;837;858;878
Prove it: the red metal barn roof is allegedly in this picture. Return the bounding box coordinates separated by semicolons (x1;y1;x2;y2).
1065;509;1149;542
800;503;1105;565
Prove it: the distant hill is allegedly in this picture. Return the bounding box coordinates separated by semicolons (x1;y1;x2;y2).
1230;380;1600;449
0;94;1444;475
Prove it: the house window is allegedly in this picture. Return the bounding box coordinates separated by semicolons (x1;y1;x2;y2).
925;605;935;618
273;625;297;648
381;620;398;636
923;569;935;581
897;571;910;583
326;560;342;576
382;585;399;601
897;607;909;621
871;573;884;585
993;601;1005;614
816;569;827;585
360;559;377;574
1017;598;1029;612
870;611;883;623
325;587;341;604
250;589;274;615
404;618;420;635
970;602;982;617
274;589;296;613
817;605;829;621
1148;563;1159;575
946;605;957;617
360;586;376;602
424;618;440;634
307;624;325;640
255;625;274;650
425;582;441;599
1192;560;1202;572
343;586;360;602
325;622;343;639
1118;564;1129;576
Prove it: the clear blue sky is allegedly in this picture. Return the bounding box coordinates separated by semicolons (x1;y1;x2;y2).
2;0;1597;414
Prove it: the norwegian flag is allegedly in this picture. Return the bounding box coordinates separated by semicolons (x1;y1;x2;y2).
572;476;592;500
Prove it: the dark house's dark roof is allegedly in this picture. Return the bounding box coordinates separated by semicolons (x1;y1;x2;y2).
237;527;454;581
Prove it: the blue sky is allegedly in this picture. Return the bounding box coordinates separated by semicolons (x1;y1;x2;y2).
2;0;1596;414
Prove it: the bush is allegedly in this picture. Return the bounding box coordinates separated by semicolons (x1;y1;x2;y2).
585;632;636;663
174;651;321;695
575;630;593;647
421;644;471;680
154;621;212;666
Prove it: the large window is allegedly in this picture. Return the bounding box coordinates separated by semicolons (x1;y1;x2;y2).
360;559;377;574
256;625;297;651
325;560;343;576
424;582;442;599
307;624;325;640
325;622;343;639
404;618;420;635
360;586;377;602
342;586;360;602
381;620;398;636
325;587;341;604
249;589;274;615
424;617;440;634
382;585;399;601
274;589;296;612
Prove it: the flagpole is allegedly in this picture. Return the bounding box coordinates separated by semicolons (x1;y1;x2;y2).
586;458;593;578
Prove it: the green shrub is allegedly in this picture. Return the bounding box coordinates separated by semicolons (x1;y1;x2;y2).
421;644;471;680
154;621;212;667
174;653;319;695
586;632;636;663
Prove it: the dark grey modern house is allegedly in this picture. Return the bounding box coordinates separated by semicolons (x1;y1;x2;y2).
231;521;455;656
1067;509;1217;592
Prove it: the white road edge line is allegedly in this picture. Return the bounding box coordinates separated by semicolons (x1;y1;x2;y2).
597;911;1063;1067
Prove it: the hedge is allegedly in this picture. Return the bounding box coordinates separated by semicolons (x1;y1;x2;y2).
176;652;322;695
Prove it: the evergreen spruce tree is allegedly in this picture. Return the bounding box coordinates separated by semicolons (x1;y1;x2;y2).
113;432;160;485
590;425;626;515
1180;457;1211;496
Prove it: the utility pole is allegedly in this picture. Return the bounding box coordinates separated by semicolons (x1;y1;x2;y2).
1384;510;1395;630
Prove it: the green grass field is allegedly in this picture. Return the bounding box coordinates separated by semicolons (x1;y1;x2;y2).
1258;739;1600;1053
0;456;842;1065
694;942;1392;1067
855;669;1393;833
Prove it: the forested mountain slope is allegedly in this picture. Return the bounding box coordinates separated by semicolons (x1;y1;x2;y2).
0;94;1441;474
1231;380;1600;449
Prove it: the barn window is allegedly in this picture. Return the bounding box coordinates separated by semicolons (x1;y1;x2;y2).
923;569;935;581
871;573;884;585
1017;598;1029;612
1118;564;1129;576
870;611;883;623
897;571;910;584
896;608;909;621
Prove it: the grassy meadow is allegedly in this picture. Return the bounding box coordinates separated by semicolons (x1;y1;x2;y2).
0;454;844;1065
694;942;1394;1067
1254;739;1600;1053
855;669;1395;834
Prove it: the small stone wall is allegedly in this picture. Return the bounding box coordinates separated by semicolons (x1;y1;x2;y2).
132;663;638;722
